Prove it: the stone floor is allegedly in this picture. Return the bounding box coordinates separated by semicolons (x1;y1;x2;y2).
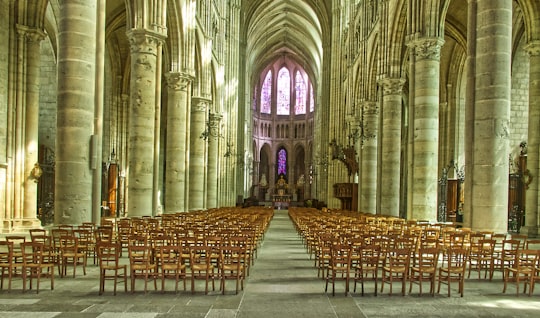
1;210;540;317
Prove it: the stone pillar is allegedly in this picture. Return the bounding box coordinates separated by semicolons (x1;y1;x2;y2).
19;26;45;229
379;78;405;217
126;29;163;217
522;41;540;236
55;0;97;224
467;0;512;233
206;112;222;209
359;101;378;214
164;72;192;213
407;37;444;221
189;97;209;210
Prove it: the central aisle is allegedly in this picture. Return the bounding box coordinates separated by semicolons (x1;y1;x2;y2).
236;209;363;318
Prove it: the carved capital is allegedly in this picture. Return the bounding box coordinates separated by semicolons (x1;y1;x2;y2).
409;37;444;61
165;72;193;91
379;77;406;95
362;101;379;116
525;40;540;57
16;24;46;43
191;97;211;113
126;29;164;55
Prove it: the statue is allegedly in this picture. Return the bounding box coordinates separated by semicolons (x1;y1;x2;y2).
259;173;268;187
296;174;305;188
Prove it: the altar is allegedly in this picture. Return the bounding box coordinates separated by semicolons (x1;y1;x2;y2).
272;194;291;209
272;175;291;209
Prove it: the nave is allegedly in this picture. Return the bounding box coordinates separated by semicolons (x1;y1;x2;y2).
1;210;540;318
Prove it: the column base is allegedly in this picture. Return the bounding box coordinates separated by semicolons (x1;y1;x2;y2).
519;225;539;238
12;218;43;232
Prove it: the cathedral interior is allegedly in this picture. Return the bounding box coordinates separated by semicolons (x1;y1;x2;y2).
0;0;539;238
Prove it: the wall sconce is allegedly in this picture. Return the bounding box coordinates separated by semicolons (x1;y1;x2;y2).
30;162;43;183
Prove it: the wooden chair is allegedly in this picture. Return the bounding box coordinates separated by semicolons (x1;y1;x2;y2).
325;243;352;296
128;245;157;293
219;245;247;295
468;239;496;280
96;241;127;295
502;249;538;296
352;244;380;296
409;247;440;296
20;241;55;293
157;245;187;293
494;239;521;280
529;251;540;296
0;241;16;291
189;245;216;295
380;248;411;296
438;247;469;297
59;235;87;278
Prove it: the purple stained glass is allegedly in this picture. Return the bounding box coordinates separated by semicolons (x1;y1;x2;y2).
260;70;272;114
278;149;287;176
310;85;314;113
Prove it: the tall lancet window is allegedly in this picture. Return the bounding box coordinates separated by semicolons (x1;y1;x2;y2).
260;70;272;114
277;67;290;115
309;85;315;113
294;71;306;115
277;148;287;176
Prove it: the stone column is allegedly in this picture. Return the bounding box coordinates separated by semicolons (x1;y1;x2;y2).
19;26;45;229
164;72;192;213
359;101;378;214
522;41;540;236
206;112;222;209
189;97;209;210
55;0;97;224
126;29;163;217
468;0;512;233
379;78;405;217
407;38;444;221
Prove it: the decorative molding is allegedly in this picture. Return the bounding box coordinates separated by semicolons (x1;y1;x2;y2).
191;96;211;113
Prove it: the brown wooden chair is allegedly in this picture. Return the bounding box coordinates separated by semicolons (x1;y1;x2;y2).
128;245;157;293
503;249;538;296
0;241;17;291
468;239;496;280
157;245;187;293
59;235;87;278
438;247;469;297
189;245;216;295
409;247;440;296
96;241;127;295
352;244;380;296
325;243;352;296
20;241;55;293
219;245;247;295
380;248;411;296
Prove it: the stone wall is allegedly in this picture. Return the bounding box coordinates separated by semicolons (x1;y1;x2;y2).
39;38;57;152
510;37;530;155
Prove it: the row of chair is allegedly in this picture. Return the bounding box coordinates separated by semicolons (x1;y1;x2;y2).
289;207;540;297
0;207;274;294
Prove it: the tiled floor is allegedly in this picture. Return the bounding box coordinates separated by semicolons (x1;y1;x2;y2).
1;210;540;317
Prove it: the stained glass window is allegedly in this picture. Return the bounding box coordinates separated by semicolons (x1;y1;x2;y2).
277;148;287;176
295;71;306;115
260;70;272;114
277;67;290;115
309;85;314;113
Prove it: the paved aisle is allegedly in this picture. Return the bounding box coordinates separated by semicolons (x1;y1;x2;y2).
236;210;363;318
